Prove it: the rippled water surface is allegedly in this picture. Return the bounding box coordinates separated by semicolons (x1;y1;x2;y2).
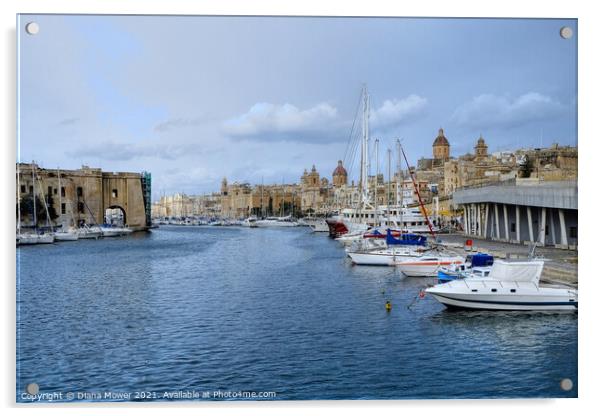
16;226;577;401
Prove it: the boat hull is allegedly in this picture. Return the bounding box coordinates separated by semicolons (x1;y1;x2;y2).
17;234;55;245
78;231;102;239
54;233;79;241
348;250;420;266
256;221;298;227
396;258;464;277
326;218;348;238
426;279;578;311
428;292;578;311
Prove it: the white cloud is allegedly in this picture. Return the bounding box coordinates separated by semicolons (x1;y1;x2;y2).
451;92;565;129
370;95;428;129
222;102;340;142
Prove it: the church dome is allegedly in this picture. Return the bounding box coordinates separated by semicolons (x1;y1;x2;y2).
433;128;450;147
477;134;486;146
332;160;347;176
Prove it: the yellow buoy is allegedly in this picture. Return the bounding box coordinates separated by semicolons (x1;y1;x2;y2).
385;301;392;312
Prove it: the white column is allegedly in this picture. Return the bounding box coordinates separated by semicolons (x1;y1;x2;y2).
477;204;481;237
494;203;500;239
470;204;477;235
503;204;509;241
539;207;547;245
463;205;468;235
559;209;568;246
527;206;534;242
483;203;489;238
550;208;557;245
516;205;520;243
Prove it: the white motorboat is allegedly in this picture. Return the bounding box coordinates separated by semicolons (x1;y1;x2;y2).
335;231;365;246
100;225;133;237
54;229;79;241
347;246;424;266
77;225;103;239
395;254;465;277
426;260;578;311
17;232;55;245
256;216;299;227
301;217;329;232
241;216;259;228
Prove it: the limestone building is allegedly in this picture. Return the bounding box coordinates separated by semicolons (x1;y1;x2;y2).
16;163;151;231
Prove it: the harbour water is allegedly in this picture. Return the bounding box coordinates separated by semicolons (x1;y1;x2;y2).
16;226;577;401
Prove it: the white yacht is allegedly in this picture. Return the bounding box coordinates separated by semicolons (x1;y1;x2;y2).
256;216;298;227
100;224;133;237
347;246;424;266
18;232;55;245
241;216;258;228
300;217;328;232
77;225;103;239
54;228;79;241
426;260;578;311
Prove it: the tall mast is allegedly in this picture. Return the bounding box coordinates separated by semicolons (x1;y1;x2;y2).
387;148;392;226
400;146;436;240
34;163;52;228
396;139;402;206
260;176;264;217
374;138;379;206
57;168;61;228
360;85;370;206
32;162;37;229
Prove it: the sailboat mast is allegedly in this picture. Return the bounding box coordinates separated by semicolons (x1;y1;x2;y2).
32;162;37;228
374;138;379;206
57;168;62;227
387;148;391;226
360;85;370;206
396;139;402;206
34;164;52;228
400;146;436;239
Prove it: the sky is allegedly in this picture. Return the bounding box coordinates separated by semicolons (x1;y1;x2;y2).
17;15;577;200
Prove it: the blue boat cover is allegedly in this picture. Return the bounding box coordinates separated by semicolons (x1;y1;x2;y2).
386;229;427;246
470;253;494;267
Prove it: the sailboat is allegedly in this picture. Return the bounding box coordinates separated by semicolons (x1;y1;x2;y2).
54;168;79;241
18;163;55;245
76;177;103;239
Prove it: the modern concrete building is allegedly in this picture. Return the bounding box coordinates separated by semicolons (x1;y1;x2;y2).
453;179;577;249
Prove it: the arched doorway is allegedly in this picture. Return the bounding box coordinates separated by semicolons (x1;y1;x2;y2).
105;205;127;227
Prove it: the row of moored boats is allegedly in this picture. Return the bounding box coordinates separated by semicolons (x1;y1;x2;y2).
17;224;133;245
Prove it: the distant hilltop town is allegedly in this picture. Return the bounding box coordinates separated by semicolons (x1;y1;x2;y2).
151;128;577;220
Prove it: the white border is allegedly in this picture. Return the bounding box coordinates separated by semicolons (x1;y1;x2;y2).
2;1;599;415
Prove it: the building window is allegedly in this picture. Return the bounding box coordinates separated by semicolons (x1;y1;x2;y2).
54;188;57;195
61;203;66;215
29;185;33;194
48;186;52;196
21;185;26;193
569;227;577;239
112;189;118;198
511;223;516;232
77;187;83;197
77;202;84;213
61;187;65;197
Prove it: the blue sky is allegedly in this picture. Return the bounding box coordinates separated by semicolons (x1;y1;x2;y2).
18;15;577;198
